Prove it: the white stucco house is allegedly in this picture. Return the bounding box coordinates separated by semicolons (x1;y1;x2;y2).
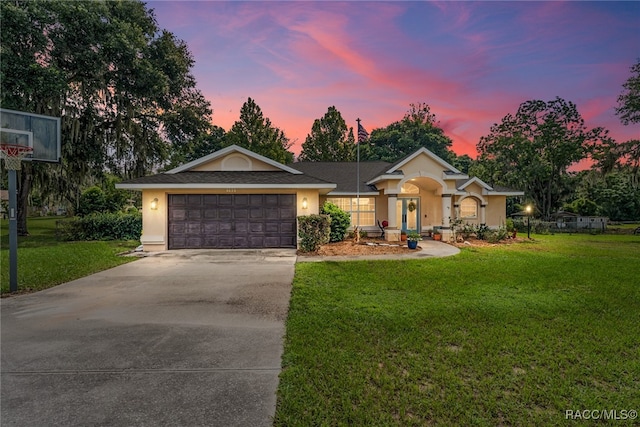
117;145;523;251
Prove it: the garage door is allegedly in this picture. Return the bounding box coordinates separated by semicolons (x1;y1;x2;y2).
168;194;297;249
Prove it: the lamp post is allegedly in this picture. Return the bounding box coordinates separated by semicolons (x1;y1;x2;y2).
526;205;532;239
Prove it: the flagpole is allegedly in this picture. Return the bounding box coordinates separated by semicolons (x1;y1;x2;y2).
356;118;361;240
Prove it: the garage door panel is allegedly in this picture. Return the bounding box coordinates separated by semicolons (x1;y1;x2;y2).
187;210;202;220
280;208;295;219
280;195;294;206
249;208;263;219
217;236;234;248
234;208;249;219
170;209;186;221
169;194;296;249
203;209;218;219
280;222;296;233
264;236;282;247
186;237;202;247
187;195;202;206
218;209;233;220
203;195;218;205
264;208;279;220
250;223;264;233
235;222;249;233
264;222;280;233
186;223;201;234
280;236;296;246
171;195;187;206
203;222;219;234
219;195;233;205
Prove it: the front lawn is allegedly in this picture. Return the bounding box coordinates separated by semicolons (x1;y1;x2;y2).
275;234;640;426
1;217;139;294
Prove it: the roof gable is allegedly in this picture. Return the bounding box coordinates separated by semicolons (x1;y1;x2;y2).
168;145;302;175
457;177;493;192
386;147;462;175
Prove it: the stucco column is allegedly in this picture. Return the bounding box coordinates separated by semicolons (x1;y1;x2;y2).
481;204;487;225
386;194;399;241
441;194;452;228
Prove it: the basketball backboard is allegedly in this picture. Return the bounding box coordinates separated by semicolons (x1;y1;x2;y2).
0;108;60;163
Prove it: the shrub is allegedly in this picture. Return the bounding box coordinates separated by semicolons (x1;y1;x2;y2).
298;215;331;252
505;218;515;232
77;186;107;216
57;212;142;241
475;224;490;240
487;226;509;243
321;201;351;242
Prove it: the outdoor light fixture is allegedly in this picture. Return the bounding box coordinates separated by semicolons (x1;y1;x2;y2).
526;205;532;239
150;198;159;210
302;197;308;210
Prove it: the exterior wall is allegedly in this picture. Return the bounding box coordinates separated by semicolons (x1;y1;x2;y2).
141;188;319;251
418;193;443;231
485;196;506;227
141;190;168;251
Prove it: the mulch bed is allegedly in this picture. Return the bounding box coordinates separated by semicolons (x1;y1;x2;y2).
297;238;418;257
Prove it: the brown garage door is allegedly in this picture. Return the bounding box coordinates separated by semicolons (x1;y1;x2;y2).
168;194;297;249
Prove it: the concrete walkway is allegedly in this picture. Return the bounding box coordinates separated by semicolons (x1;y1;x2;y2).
1;249;296;427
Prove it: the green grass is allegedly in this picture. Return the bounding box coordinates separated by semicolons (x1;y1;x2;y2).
275;234;640;426
1;217;139;294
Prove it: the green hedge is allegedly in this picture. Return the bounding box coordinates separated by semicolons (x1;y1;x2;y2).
298;214;331;252
320;201;351;242
57;212;142;241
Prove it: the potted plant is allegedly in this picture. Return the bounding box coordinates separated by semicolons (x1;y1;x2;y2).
407;232;422;249
400;230;407;241
432;229;442;241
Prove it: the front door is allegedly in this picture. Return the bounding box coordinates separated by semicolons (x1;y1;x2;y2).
396;198;420;233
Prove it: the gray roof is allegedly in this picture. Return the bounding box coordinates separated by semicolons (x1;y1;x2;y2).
291;161;391;193
120;171;333;186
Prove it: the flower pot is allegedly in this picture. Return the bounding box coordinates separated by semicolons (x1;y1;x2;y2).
408;240;418;249
433;234;442;241
400;234;407;241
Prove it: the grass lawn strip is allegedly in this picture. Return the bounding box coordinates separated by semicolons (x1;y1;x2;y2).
1;217;139;294
275;234;640;426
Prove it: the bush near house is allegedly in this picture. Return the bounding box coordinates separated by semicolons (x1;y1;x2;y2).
320;201;351;242
297;214;331;252
57;212;142;241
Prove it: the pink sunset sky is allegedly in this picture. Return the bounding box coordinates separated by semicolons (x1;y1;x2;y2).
147;1;640;158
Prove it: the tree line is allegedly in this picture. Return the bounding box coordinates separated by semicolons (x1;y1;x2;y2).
1;0;639;236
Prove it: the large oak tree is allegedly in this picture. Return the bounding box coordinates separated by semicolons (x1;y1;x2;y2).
1;0;211;234
476;97;604;218
363;103;454;163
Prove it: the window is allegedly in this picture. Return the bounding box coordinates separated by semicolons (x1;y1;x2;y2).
460;198;477;218
326;197;376;226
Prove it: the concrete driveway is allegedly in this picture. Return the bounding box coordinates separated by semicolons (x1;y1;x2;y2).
1;249;296;427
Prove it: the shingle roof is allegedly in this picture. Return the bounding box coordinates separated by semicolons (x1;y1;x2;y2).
120;171;333;186
291;161;391;193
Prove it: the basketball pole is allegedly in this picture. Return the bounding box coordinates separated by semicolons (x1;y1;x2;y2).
8;168;18;292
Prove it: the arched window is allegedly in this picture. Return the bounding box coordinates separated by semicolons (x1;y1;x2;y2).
401;183;419;194
460;198;478;218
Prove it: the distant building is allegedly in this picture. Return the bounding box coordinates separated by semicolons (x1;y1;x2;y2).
552;211;608;230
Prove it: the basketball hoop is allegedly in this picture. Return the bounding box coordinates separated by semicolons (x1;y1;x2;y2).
1;143;33;170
